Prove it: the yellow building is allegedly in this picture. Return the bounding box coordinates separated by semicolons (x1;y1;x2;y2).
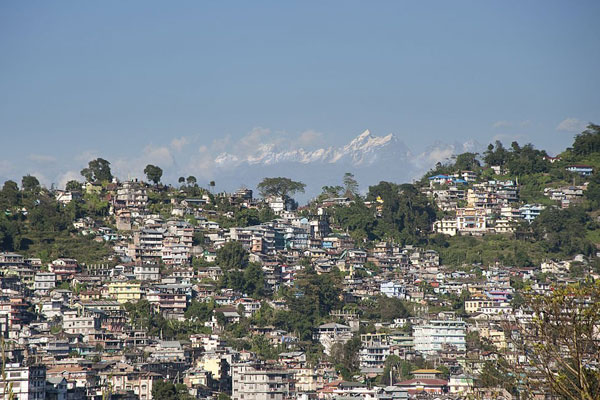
197;356;225;380
465;298;494;314
107;282;143;303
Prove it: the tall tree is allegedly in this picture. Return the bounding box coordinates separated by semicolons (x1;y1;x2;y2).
144;164;163;185
453;152;480;171
65;180;81;191
80;158;113;183
186;176;197;186
21;175;40;192
343;172;359;197
257;177;305;198
1;180;19;207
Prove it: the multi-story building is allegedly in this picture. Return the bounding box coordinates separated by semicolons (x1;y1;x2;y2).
359;333;391;374
132;229;164;264
49;258;79;280
107;282;143;303
34;272;56;294
314;323;353;355
455;207;487;233
231;363;294;400
62;310;101;335
146;284;191;320
0;252;24;267
0;364;46;400
519;204;545;223
133;264;160;281
0;296;33;335
380;281;405;299
114;180;148;215
413;315;466;356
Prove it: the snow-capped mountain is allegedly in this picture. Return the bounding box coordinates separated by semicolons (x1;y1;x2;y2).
214;129;411;167
185;129;480;201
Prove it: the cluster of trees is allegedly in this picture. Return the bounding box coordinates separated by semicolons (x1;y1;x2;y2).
318;172;360;200
152;380;196;400
572;123;600;156
0;177;110;262
123;299;210;340
331;181;437;244
532;206;596;256
215;242;267;299
484;141;550;176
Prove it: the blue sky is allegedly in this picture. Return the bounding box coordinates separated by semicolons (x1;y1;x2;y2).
0;1;599;188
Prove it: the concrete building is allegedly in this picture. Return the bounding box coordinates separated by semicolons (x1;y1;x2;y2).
0;364;46;400
34;272;56;293
413;316;466;356
107;282;143;303
359;333;391;374
380;281;406;299
62;310;101;335
231;363;293;400
133;264;160;281
519;203;545;223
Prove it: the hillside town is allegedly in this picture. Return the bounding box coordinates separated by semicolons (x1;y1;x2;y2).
1;127;600;400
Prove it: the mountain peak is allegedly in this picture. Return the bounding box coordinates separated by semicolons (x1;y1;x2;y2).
357;129;372;139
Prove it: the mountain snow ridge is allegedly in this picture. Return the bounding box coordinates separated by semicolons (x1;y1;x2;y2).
214;129;411;167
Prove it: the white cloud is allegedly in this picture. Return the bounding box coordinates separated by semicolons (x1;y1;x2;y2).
294;129;324;148
493;120;532;129
28;154;56;163
58;170;81;189
111;145;174;182
142;145;174;167
76;150;99;162
556;117;586;132
28;171;50;188
492;120;512;129
520;120;532;128
170;136;189;151
186;146;217;179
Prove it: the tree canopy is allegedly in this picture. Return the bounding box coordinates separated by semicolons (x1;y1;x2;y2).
572;123;600;156
80;158;113;183
21;175;40;192
216;241;249;270
257;177;306;198
144;164;163;185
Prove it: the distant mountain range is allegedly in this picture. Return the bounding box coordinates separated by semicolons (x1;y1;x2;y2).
214;129;410;167
207;130;481;201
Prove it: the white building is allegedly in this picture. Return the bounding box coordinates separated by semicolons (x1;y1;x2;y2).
0;364;46;400
62;310;100;336
34;272;56;293
519;204;545;223
413;316;466;355
380;281;406;299
133;264;160;281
